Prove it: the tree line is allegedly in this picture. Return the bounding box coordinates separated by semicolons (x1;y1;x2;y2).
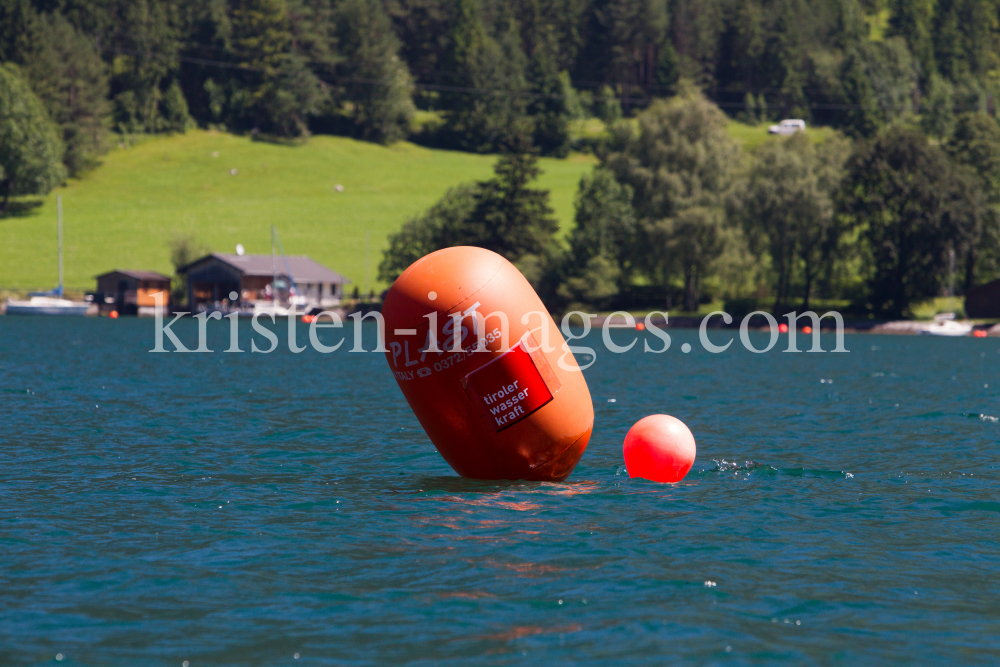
5;0;1000;178
381;87;1000;319
2;0;1000;315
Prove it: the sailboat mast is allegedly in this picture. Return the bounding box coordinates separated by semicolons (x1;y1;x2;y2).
271;224;277;305
57;195;63;298
949;248;956;313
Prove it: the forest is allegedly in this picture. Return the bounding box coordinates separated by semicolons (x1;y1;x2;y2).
3;0;1000;317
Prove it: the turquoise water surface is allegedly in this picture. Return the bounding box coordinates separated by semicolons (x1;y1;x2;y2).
1;317;999;665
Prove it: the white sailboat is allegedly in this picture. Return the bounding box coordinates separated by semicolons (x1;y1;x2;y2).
5;195;92;316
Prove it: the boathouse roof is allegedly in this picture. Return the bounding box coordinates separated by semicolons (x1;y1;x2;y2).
178;253;350;284
95;269;173;282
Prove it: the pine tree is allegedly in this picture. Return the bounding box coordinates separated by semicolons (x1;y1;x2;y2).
462;145;558;261
606;0;668;104
441;0;528;152
0;0;38;64
229;0;324;135
26;13;112;174
334;0;415;144
526;49;571;156
564;167;638;297
890;0;937;81
947;113;1000;289
378;140;558;279
110;0;180;133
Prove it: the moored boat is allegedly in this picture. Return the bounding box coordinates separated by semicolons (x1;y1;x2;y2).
5;296;92;316
4;195;92;317
919;314;973;337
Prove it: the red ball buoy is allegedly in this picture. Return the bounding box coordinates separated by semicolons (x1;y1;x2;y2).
778;323;789;333
802;325;813;334
109;310;119;319
635;321;646;331
974;329;988;338
623;415;696;483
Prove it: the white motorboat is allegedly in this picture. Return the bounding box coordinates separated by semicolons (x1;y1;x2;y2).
919;313;973;337
5;296;91;316
919;254;973;336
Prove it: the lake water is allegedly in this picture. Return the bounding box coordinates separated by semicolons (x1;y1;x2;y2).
2;317;999;665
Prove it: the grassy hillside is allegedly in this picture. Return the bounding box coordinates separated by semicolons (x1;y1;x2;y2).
1;130;596;292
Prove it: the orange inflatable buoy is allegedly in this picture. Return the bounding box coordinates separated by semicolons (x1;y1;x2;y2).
382;247;594;481
109;310;119;319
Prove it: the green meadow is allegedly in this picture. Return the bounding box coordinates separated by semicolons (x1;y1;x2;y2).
0;120;832;294
1;130;596;293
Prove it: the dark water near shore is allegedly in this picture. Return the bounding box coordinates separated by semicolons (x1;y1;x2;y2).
2;317;999;666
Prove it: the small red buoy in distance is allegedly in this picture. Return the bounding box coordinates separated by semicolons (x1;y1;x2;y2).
623;415;696;483
802;325;813;334
109;310;119;319
974;329;988;338
636;321;646;331
302;314;315;324
778;323;789;333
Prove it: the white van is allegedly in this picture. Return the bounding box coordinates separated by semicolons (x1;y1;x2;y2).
768;119;806;135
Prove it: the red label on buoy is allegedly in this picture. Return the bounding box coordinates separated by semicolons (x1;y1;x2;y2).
462;336;557;433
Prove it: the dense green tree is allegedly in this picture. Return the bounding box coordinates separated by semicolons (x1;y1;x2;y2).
839;127;978;317
566;167;637;283
0;64;65;211
603;88;740;310
461;147;558;260
286;0;340;76
593;85;621;125
525;50;572;156
557;253;621;310
441;0;528;152
378;184;478;282
736;133;851;310
606;0;668;102
839;37;917;137
889;0;936;81
334;0;415;144
0;7;110;175
25;12;112;174
947;113;1000;289
920;73;956;139
932;0;1000;82
109;0;181;133
229;0;324;136
0;0;38;64
387;0;453;90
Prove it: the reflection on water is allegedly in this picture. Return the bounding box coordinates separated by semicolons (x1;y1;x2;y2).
1;317;999;664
